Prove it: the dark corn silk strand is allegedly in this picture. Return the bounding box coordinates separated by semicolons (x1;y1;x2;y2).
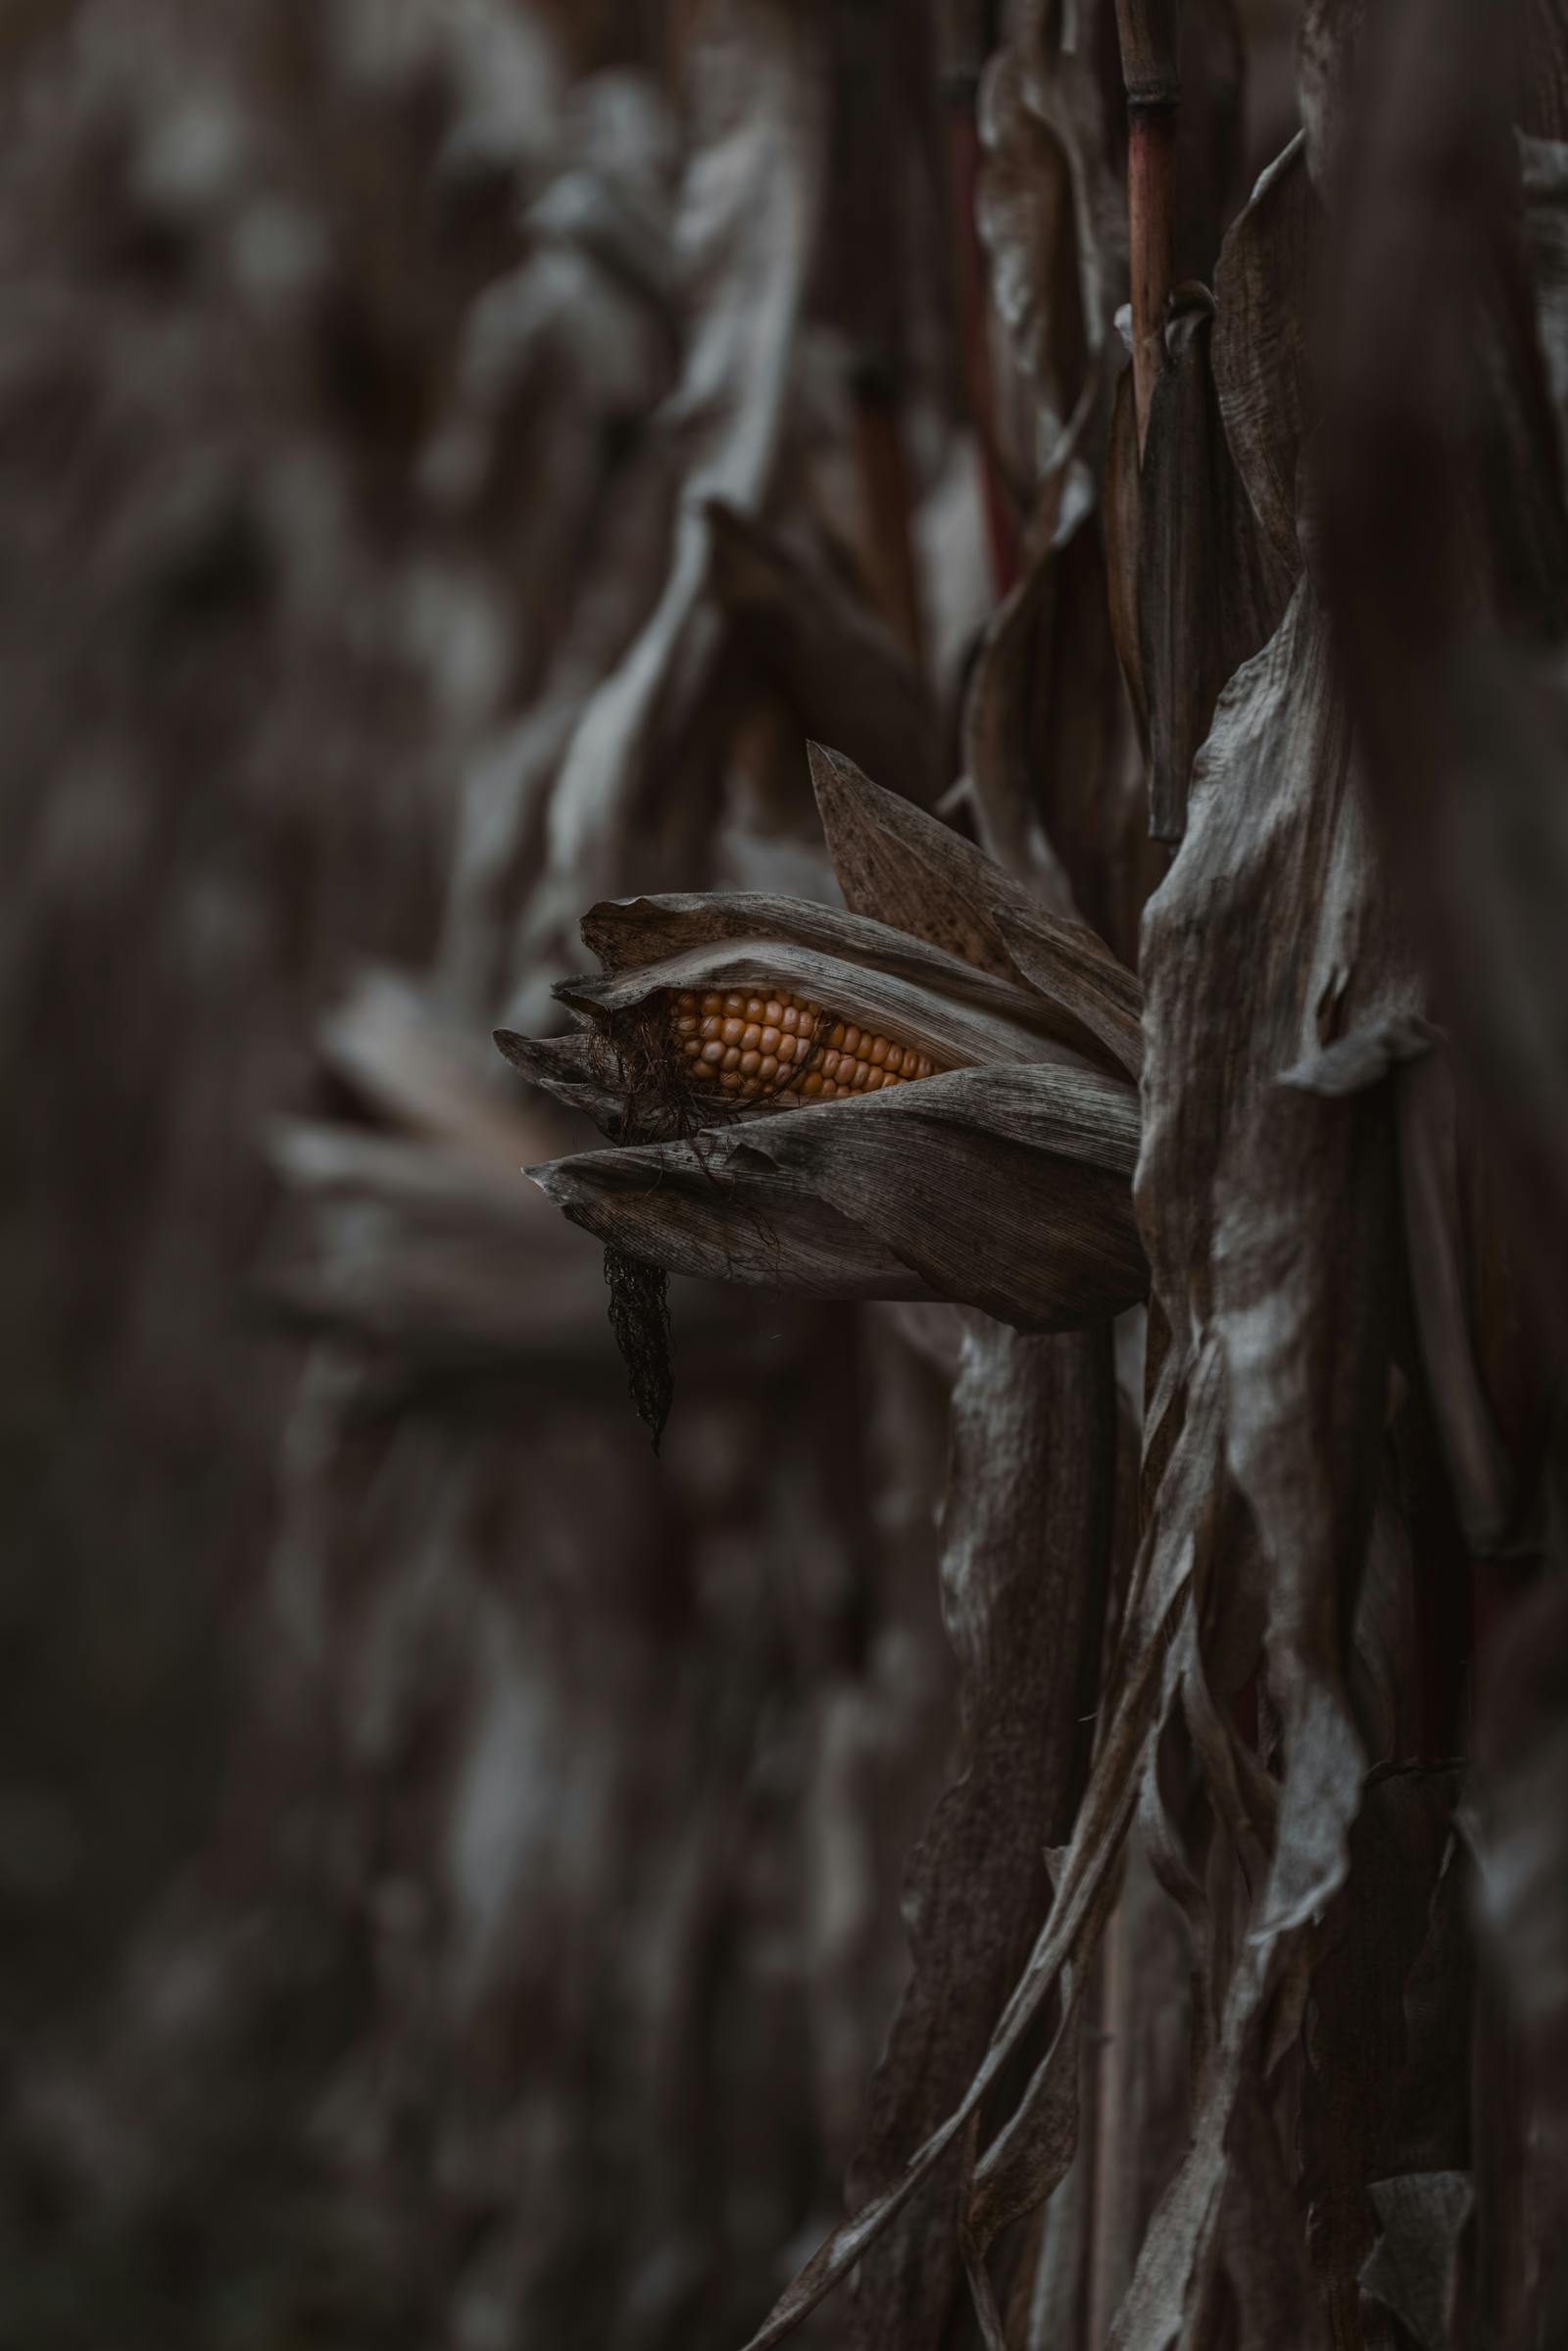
667;989;942;1104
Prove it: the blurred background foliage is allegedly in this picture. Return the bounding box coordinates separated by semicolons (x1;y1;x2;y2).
0;3;1300;2345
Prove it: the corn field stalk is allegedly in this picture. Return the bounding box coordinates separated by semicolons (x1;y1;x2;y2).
509;2;1568;2346
4;0;1567;2346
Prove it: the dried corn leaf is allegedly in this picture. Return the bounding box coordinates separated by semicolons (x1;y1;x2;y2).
808;742;1145;1077
978;24;1089;418
530;1060;1144;1334
704;502;943;808
1210;133;1318;575
964;498;1160;968
849;1319;1115;2351
732;1349;1212;2349
1360;2173;1473;2351
1115;567;1427;2341
1137;294;1295;839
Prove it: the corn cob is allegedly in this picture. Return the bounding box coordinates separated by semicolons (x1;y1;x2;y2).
667;989;942;1104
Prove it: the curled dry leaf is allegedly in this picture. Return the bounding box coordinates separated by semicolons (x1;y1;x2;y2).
1137;290;1295;838
963;489;1161;969
704;503;944;808
527;1060;1144;1334
732;1346;1220;2351
808;742;1144;1077
1112;566;1426;2339
1210;132;1319;577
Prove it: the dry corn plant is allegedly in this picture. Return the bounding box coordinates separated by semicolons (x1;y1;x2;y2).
503;1;1568;2346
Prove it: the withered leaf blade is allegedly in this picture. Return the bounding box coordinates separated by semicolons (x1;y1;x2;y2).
1137;296;1296;840
529;1062;1145;1335
1210;134;1319;575
992;905;1144;1080
851;1319;1115;2351
1359;2173;1473;2351
734;1348;1221;2351
705;503;943;808
808;742;1144;1077
808;739;1032;981
963;495;1162;971
1278;1011;1440;1096
494;1024;629;1139
977;24;1088;417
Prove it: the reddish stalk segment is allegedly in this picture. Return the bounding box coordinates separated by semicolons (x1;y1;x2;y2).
945;92;1020;595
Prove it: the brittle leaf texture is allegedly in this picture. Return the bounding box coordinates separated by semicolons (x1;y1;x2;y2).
849;1318;1115;2350
528;1061;1144;1335
807;743;1145;1078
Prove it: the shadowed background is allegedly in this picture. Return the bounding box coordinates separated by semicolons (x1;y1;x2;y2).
0;5;1299;2346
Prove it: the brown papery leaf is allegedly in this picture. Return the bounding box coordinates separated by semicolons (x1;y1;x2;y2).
1210;133;1319;576
977;0;1129;448
731;1347;1221;2351
964;494;1162;970
494;1025;629;1141
1113;575;1423;2341
529;1061;1145;1335
1137;292;1296;840
808;741;1041;979
977;21;1089;423
808;743;1145;1078
849;1319;1115;2351
1360;2173;1473;2351
1136;581;1418;1374
704;503;944;808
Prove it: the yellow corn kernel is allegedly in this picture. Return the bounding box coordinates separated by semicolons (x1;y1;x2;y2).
664;989;942;1105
